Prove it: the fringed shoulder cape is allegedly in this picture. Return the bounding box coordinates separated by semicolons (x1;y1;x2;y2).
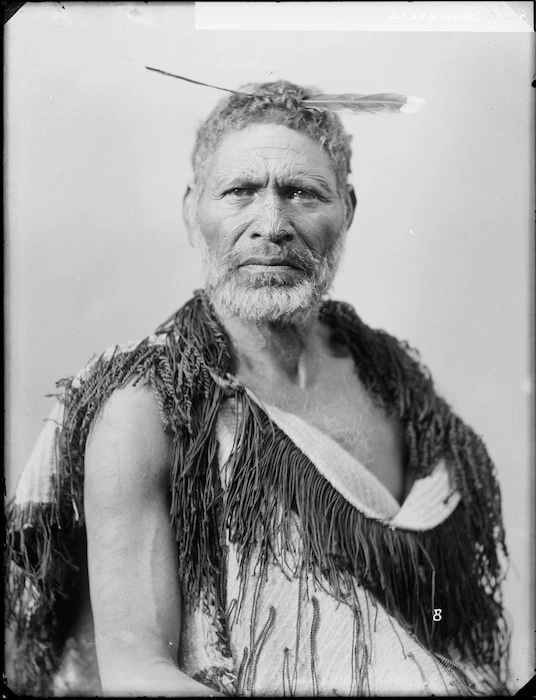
5;290;511;695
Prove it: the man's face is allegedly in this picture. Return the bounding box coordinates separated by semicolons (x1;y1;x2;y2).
190;123;352;325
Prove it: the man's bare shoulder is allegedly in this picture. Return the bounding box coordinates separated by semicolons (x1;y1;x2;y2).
85;381;173;501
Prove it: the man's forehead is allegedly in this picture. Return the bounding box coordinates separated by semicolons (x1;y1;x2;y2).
207;124;337;182
215;125;327;158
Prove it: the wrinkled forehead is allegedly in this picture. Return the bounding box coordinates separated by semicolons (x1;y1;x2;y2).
205;124;339;186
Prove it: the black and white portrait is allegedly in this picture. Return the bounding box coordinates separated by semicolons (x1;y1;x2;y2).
5;2;533;696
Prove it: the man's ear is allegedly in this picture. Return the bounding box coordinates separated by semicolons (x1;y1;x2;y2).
183;181;198;247
344;184;357;230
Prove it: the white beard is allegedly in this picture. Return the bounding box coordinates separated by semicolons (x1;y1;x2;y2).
192;226;346;327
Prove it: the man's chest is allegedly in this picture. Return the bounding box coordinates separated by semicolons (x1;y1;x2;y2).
236;356;409;503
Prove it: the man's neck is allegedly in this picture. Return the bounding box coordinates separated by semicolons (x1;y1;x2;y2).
218;312;326;390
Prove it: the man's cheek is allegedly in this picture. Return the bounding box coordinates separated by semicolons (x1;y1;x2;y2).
293;214;341;248
197;218;234;254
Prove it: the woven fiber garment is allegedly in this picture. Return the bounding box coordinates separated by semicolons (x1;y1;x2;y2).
5;291;511;695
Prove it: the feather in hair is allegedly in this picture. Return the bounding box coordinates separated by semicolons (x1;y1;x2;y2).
145;66;425;115
304;93;425;114
145;66;244;95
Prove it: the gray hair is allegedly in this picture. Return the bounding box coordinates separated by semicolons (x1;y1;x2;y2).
191;80;353;192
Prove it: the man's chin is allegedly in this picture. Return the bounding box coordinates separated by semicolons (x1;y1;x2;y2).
235;266;306;288
206;279;322;326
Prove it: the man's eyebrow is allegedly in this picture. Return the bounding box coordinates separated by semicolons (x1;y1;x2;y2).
279;172;336;193
213;171;262;187
292;174;332;186
212;170;336;192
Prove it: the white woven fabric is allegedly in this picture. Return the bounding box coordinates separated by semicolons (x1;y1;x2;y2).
225;539;480;697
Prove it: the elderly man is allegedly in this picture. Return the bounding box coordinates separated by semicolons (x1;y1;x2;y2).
6;80;510;696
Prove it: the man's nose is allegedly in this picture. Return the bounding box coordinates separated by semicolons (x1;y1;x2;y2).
249;193;293;242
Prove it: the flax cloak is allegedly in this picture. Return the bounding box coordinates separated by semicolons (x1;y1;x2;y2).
4;290;510;695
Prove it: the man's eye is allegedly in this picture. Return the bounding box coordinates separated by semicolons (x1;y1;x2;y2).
285;187;317;201
227;187;256;198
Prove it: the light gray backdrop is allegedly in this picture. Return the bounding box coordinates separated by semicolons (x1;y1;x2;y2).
5;1;534;689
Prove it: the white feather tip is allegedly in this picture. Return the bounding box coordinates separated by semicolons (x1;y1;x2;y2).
400;96;426;114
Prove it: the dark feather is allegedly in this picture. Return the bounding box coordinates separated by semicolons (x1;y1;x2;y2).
145;66;242;95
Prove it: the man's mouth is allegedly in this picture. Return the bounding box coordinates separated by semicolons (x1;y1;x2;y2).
239;256;303;270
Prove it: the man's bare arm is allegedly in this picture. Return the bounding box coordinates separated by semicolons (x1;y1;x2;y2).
84;382;223;697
